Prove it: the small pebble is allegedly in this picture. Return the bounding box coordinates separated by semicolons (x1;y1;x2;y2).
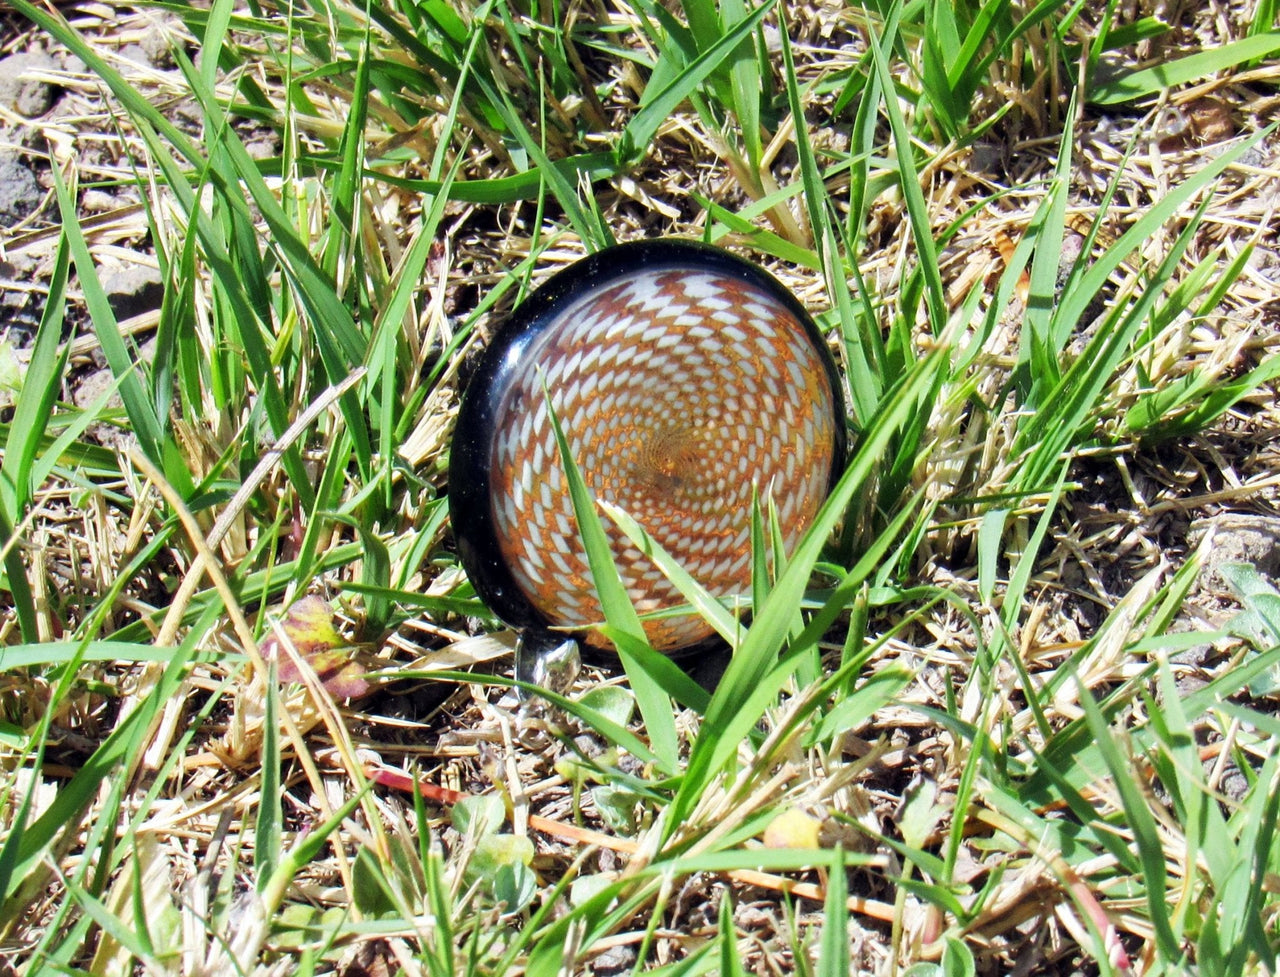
0;51;58;117
0;158;42;225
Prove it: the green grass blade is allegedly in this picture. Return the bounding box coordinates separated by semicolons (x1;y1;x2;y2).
866;8;948;335
599;501;740;645
544;394;679;771
0;235;72;518
776;20;881;423
619;0;777;165
721;0;762;171
1077;677;1184;963
0;634;198;905
1091;33;1280;103
49;164;165;465
255;663;283;890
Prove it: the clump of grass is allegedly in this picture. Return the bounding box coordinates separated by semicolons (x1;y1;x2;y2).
1;0;1279;973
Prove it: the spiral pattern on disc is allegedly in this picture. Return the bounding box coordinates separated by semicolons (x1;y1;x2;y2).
482;264;841;651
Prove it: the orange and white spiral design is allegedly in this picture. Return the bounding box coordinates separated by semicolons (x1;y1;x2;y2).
486;267;840;651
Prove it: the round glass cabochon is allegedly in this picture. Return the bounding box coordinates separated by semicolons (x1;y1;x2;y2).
449;239;846;653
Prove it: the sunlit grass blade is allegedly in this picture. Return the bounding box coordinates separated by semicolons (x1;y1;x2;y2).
866;2;947;336
49;164;166;467
1076;680;1181;961
1090;32;1280;103
620;0;776;165
600;501;740;646
0;632;198;910
255;664;283;890
776;20;882;426
668;344;949;828
544;393;680;771
718;888;746;976
1012;202;1210;493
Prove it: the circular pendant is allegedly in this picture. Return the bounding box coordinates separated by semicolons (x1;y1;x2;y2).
449;239;846;655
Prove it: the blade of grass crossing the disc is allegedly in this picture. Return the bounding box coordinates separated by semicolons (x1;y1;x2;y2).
543;390;680;772
599;502;740;647
668;345;950;829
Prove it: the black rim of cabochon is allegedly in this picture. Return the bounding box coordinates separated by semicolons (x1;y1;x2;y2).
447;237;849;643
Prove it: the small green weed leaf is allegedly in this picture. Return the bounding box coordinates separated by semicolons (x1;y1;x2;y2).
452;794;505;836
470;834;535;876
491;859;537;916
898;777;941;850
942;936;977;977
352;847;399;918
555;751;615;787
569;872;616;908
272;904;324;950
592;785;643;833
466;835;537;914
578;686;635;728
1219;562;1280;664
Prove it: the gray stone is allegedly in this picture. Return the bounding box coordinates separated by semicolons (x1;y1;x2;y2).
140;18;179;66
1188;513;1280;592
0;52;58;118
118;45;152;67
0;158;42;225
98;263;165;319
